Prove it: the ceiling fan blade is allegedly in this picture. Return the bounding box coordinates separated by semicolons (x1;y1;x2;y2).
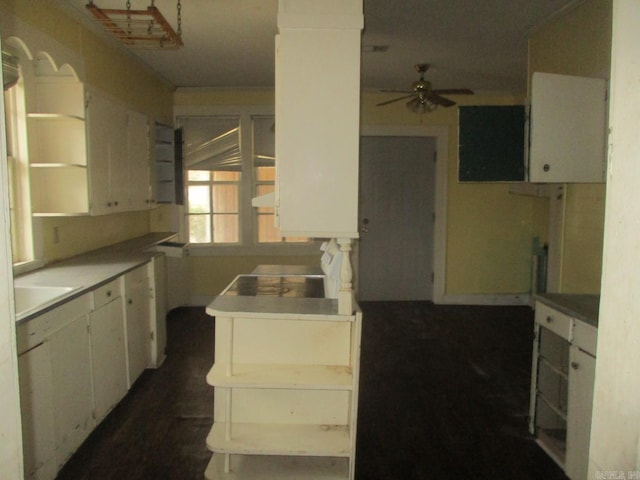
377;94;416;106
380;89;414;94
425;92;456;107
431;88;474;95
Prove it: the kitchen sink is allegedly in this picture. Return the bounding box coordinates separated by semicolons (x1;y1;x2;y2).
14;285;82;321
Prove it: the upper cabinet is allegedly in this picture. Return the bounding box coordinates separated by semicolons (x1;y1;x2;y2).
275;0;363;238
27;66;90;216
22;50;154;216
528;72;607;183
87;90;152;215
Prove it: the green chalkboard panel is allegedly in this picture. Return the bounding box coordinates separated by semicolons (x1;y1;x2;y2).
458;105;525;182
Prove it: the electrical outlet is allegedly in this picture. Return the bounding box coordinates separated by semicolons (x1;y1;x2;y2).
53;226;59;244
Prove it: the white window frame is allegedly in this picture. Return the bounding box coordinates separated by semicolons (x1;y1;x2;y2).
4;62;43;275
175;104;321;257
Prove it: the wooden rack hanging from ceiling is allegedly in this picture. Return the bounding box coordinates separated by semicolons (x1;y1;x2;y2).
86;1;183;49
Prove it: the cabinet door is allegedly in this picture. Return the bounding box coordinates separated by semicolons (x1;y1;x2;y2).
565;346;596;480
18;342;57;480
128;110;151;211
125;267;151;386
529;72;607;183
89;297;128;422
48;314;94;468
109;102;129;213
87;92;113;215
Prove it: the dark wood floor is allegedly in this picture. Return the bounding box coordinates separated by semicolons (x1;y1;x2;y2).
56;303;567;480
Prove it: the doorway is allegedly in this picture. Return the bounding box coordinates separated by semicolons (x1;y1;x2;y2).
358;135;437;301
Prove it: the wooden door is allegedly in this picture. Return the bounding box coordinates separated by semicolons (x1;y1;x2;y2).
358;136;436;301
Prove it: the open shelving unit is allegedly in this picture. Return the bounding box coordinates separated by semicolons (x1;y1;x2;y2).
27;68;90;216
205;292;361;480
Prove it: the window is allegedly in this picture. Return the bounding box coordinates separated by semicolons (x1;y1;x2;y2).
3;58;35;267
180;112;308;247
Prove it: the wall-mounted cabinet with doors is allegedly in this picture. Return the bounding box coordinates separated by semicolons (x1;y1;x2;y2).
22;50;154;216
528;72;607;183
87;90;153;215
458;72;607;184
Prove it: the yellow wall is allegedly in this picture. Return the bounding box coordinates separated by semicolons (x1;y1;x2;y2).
190;255;320;298
1;0;175;263
178;87;548;297
529;0;612;293
362;91;547;295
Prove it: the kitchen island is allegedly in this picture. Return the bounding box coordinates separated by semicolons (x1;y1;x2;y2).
204;269;362;480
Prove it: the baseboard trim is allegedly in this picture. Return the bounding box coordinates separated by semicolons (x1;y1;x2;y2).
435;293;532;306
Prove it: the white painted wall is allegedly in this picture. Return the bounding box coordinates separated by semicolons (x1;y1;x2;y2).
589;1;640;476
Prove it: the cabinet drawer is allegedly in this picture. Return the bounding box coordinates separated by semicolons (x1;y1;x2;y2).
535;301;572;341
572;319;597;356
16;294;92;354
93;278;122;309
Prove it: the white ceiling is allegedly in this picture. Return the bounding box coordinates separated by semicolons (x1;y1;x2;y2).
60;0;581;94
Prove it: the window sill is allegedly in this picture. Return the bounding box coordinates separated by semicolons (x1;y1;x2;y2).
13;259;46;277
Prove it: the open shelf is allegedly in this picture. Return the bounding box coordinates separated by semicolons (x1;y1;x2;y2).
205;453;349;480
207;363;353;390
206;422;351;457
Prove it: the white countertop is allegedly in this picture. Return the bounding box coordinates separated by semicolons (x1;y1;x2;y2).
14;232;176;323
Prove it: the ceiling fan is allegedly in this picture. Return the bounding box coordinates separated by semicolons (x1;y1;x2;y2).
377;63;474;113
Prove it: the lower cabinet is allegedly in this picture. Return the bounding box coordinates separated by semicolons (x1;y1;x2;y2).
529;298;597;480
18;341;56;480
17;259;161;480
124;265;152;387
17;294;93;480
89;279;128;422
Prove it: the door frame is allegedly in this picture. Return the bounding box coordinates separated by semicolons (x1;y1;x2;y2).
358;125;448;303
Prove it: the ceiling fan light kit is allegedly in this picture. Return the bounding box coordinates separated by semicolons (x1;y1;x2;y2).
86;0;183;49
377;63;474;114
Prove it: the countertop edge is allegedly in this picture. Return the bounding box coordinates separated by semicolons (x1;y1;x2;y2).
14;232;177;325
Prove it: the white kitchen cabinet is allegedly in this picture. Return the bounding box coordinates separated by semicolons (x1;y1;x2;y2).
204;278;362;480
128;110;153;211
17;293;94;478
529;296;598;479
274;1;363;238
565;346;596;480
89;279;128;423
88;91;149;215
49;314;94;468
18;342;56;480
149;255;168;367
528;72;607;183
124;265;152;387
